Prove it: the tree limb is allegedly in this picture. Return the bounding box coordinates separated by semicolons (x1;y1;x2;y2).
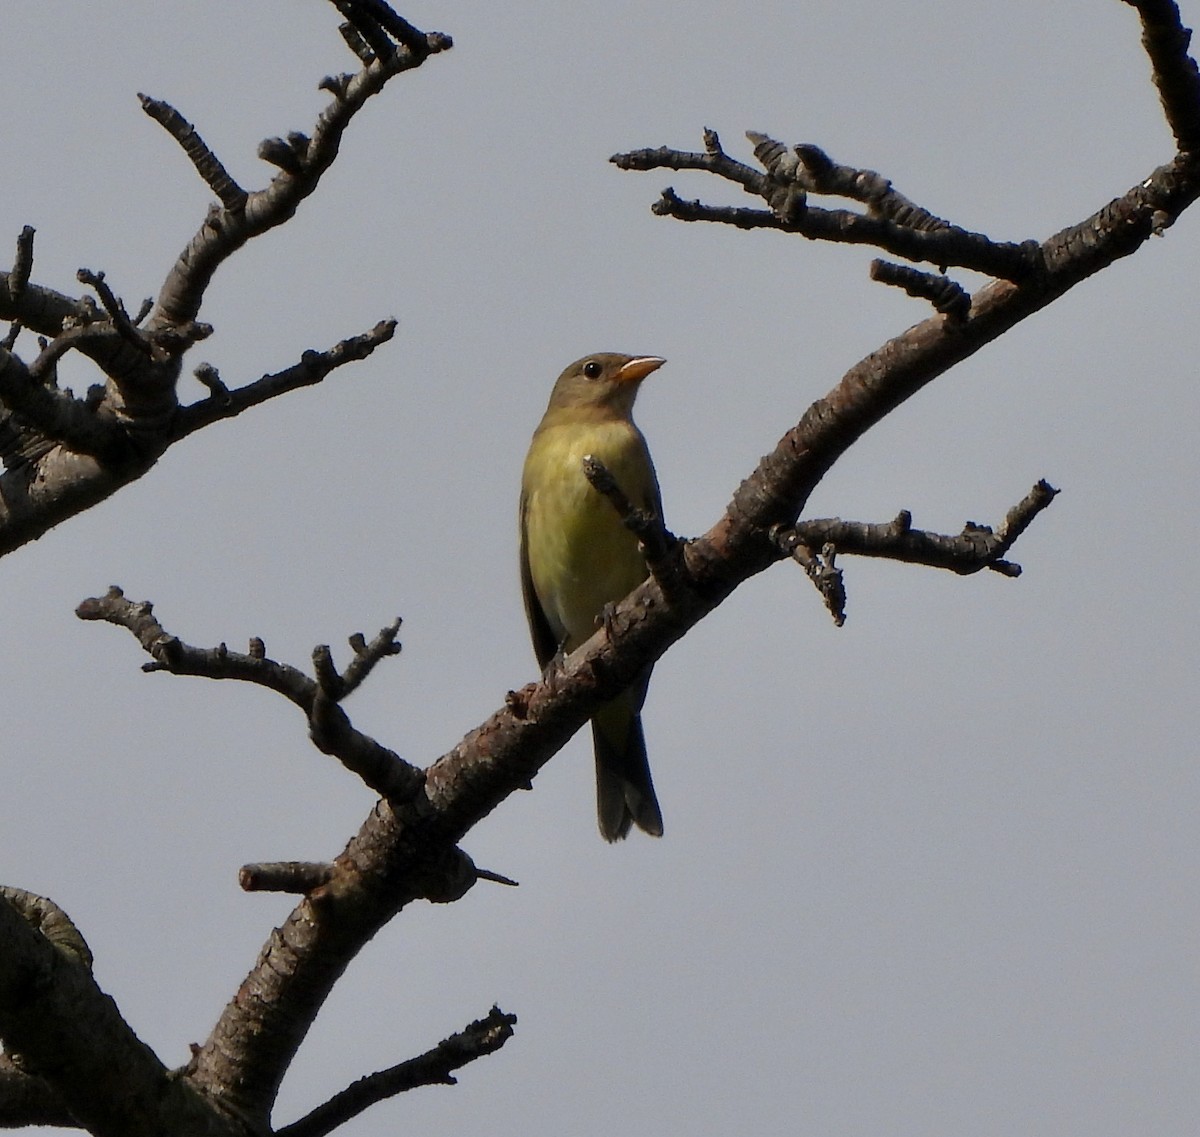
777;479;1059;582
144;16;451;336
0;1056;75;1130
0;6;447;564
76;588;419;803
275;1006;517;1137
1125;0;1200;151
0;892;214;1137
612;130;1042;280
169;320;397;442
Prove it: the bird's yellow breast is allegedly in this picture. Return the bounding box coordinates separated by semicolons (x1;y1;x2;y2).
521;417;656;650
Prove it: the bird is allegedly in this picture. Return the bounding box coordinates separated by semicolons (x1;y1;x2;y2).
519;352;666;841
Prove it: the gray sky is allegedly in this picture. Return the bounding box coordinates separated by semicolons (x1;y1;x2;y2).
3;2;1197;1135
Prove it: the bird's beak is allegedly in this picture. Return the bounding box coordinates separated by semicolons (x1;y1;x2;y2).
616;356;666;384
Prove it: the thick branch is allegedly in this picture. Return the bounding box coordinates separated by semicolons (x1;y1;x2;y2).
0;1056;74;1130
275;1006;517;1137
1125;0;1200;151
150;136;1200;1126
0;347;130;462
0;893;218;1137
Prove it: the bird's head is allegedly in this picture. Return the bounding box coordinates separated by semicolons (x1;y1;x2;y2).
544;353;665;418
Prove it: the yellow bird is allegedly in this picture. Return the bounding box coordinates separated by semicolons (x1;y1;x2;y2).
520;353;666;841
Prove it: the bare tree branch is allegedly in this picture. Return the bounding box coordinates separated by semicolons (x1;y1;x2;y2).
612;131;1042;280
774;480;1059;585
1125;0;1200;150
335;0;432;58
276;1006;517;1137
239;863;336;895
76;588;419;803
137;96;249;212
581;455;687;599
0;9;447;565
75;270;154;357
169;320;397;441
0;893;207;1137
145;19;451;337
0;1056;75;1130
869;259;972;321
8;228;34;303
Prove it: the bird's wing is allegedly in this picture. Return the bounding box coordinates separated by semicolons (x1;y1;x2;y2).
518;488;560;670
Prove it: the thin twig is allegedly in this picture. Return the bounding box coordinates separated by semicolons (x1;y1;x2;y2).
581;456;687;599
138;95;248;210
9;226;35;302
76;269;151;354
870;259;971;321
275;1006;517;1137
169;320;397;441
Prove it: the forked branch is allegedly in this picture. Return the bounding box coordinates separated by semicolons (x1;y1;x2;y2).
0;3;449;564
76;587;419;802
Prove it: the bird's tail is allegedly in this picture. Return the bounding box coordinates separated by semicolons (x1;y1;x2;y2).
592;697;663;842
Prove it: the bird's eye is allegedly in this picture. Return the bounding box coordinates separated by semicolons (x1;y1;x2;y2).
582;360;603;380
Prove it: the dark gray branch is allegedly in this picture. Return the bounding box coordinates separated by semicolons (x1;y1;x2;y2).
145;19;450;335
164;134;1198;1127
613;132;1042;280
276;1006;517;1137
581;455;687;600
1124;0;1200;151
778;479;1059;582
75;270;153;357
870;259;971;321
336;0;432;57
8;228;34;303
139;97;248;211
75;587;419;802
169;320;397;442
0;11;443;564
